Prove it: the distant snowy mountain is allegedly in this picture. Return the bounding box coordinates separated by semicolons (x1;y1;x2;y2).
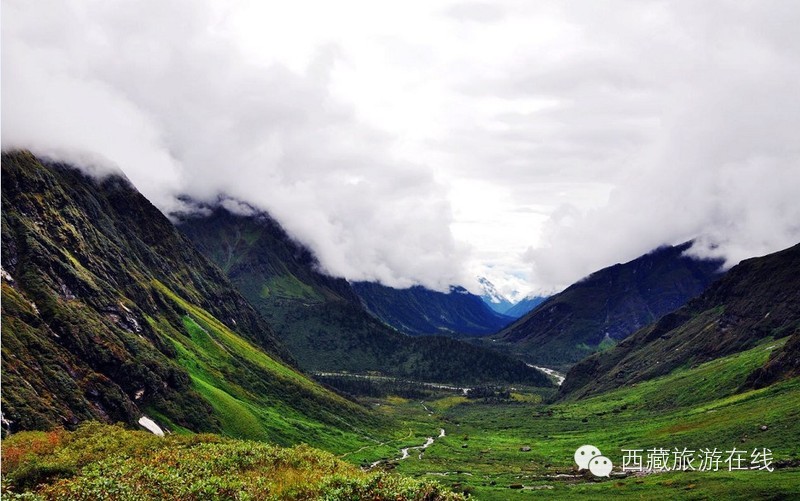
477;277;514;314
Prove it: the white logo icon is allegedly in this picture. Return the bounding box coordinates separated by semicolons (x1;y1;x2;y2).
574;445;613;476
589;455;613;477
574;444;602;470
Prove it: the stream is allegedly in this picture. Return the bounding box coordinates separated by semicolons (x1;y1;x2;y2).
369;427;445;468
527;364;566;385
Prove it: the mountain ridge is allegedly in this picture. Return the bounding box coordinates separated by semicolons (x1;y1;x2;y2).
177;207;551;386
0;151;372;447
352;281;512;337
490;242;725;368
560;241;800;399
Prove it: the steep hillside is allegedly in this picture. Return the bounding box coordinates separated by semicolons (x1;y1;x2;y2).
504;294;548;318
0;152;372;448
493;242;724;368
352;282;512;336
178;208;551;387
561;242;800;399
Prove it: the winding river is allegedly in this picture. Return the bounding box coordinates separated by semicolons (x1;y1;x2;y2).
369;427;446;468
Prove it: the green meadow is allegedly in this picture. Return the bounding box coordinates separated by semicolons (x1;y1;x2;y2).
353;337;800;499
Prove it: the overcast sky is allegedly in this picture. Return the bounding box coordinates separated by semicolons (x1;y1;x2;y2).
3;0;800;299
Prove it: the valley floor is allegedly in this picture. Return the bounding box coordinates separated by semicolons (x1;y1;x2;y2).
4;338;799;499
348;337;800;499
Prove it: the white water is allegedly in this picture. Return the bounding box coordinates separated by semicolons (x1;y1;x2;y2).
417;435;436;459
528;364;566;385
138;416;165;436
313;372;471;394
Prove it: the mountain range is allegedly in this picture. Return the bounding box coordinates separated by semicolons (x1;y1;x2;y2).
3;151;799;499
477;277;515;314
503;293;548;318
177;206;548;386
476;277;547;318
490;242;725;368
561;241;800;398
351;281;512;336
0;152;372;447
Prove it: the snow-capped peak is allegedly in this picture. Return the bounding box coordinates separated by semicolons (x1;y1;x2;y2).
477;277;508;304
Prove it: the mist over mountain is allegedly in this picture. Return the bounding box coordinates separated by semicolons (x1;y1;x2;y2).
177;205;549;386
0;152;370;443
4;2;800;498
4;0;800;294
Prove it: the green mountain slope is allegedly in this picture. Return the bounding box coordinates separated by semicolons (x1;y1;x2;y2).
351;282;512;337
492;242;724;368
0;152;373;448
177;208;551;386
561;242;800;399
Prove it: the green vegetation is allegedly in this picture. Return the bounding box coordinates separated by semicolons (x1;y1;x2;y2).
178;208;551;387
1;423;463;500
0;152;376;450
346;340;800;499
146;280;378;450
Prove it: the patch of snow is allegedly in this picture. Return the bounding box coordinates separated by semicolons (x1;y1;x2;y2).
1;267;14;282
2;412;13;436
138;416;165;436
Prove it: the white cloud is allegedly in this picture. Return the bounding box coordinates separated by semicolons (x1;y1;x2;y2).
1;0;466;291
3;0;799;294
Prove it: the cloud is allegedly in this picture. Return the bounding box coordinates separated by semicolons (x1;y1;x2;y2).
3;0;799;294
444;2;507;24
1;0;466;291
515;1;800;288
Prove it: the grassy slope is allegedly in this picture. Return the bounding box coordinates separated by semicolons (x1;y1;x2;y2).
178;208;551;387
1;424;463;500
0;152;377;451
354;339;800;499
148;280;376;451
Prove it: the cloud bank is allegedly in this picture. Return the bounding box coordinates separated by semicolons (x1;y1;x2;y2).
3;0;800;294
1;0;466;291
